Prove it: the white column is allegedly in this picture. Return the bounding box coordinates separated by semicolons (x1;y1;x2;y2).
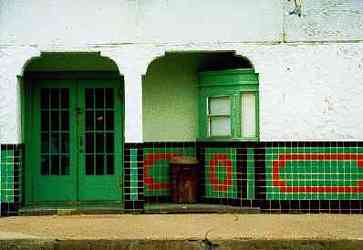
123;72;143;143
100;46;165;143
0;47;40;144
0;72;19;144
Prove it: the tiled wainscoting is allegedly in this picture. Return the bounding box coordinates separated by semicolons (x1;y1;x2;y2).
125;142;363;213
1;142;363;215
0;145;23;216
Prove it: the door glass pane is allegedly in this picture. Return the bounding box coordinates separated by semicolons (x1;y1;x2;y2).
105;88;113;108
210;117;231;136
95;111;105;130
241;93;256;138
84;88;114;176
209;96;230;115
40;88;70;176
95;88;105;109
85;89;94;109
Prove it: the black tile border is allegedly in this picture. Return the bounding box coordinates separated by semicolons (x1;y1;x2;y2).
237;148;247;200
145;196;172;203
257;141;363;147
254;146;266;203
197;144;205;200
124;143;144;211
259;200;363;214
201;197;242;207
142;142;196;148
0;144;24;151
197;141;363;148
0;203;18;216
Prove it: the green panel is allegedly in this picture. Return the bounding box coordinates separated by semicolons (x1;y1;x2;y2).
1;150;14;202
204;148;238;199
78;80;123;202
247;148;255;200
31;80;78;203
265;147;363;200
199;69;258;87
143;147;195;197
25;77;124;205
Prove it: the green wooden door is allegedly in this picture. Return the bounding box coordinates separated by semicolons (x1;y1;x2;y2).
29;79;123;205
78;80;123;201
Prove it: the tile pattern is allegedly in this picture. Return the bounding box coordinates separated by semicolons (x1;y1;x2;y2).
198;142;248;206
143;142;196;202
1;141;363;214
261;142;363;213
124;143;144;210
0;144;23;216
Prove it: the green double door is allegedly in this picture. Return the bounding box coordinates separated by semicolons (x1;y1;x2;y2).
27;79;123;205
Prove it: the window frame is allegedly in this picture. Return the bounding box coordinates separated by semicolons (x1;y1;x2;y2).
207;95;232;137
198;69;259;141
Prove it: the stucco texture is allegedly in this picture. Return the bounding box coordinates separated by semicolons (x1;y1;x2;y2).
142;54;199;141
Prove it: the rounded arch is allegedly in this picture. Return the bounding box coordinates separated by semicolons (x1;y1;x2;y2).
144;50;255;77
142;51;257;143
23;52;121;74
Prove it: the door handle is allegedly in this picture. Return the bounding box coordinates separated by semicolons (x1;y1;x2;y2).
79;136;84;153
76;107;82;115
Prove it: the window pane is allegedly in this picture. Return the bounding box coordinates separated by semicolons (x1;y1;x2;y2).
209;96;230;115
241;93;256;138
210;117;231;136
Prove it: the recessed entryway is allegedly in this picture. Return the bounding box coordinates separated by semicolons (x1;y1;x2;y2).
22;53;124;207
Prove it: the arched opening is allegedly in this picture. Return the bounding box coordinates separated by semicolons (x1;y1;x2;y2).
142;52;258;209
143;51;254;142
22;53;125;208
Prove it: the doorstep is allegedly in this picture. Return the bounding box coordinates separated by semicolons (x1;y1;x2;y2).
18;206;125;216
19;203;260;216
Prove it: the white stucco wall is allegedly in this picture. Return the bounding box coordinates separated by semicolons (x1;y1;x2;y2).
0;0;362;143
0;0;283;45
284;0;363;42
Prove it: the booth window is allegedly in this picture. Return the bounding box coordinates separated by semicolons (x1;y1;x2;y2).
198;69;259;141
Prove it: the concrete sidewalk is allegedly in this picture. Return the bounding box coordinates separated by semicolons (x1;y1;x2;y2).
0;214;362;249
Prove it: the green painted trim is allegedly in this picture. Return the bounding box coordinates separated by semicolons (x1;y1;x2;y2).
234;93;241;138
198;69;259;141
199;68;256;75
199;68;258;87
24;71;122;80
256;91;260;141
23;72;124;206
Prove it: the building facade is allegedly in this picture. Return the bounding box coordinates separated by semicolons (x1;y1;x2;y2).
0;0;363;214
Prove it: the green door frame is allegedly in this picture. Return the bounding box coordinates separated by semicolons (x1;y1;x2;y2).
22;72;124;207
